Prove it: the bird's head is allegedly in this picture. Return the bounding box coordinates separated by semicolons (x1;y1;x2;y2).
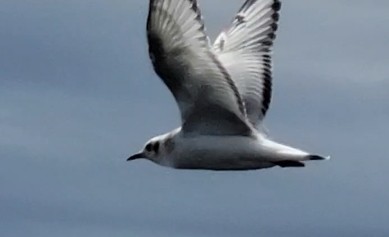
127;129;179;164
127;137;162;162
126;131;176;165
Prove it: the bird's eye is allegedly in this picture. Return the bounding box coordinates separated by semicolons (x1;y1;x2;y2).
145;143;152;152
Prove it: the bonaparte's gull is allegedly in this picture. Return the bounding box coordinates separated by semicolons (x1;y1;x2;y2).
127;0;329;170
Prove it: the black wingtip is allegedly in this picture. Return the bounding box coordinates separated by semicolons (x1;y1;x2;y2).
307;155;329;161
274;160;305;168
272;0;282;12
240;0;282;13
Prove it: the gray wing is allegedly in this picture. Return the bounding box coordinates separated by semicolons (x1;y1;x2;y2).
213;0;281;126
147;0;252;136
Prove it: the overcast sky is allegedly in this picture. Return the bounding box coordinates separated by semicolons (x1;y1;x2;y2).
1;0;388;236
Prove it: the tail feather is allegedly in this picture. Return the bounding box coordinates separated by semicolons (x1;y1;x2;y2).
307;155;331;161
273;154;329;168
273;160;305;168
261;137;330;166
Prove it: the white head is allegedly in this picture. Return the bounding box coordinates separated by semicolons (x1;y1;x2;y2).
127;132;176;165
127;137;162;163
127;128;180;164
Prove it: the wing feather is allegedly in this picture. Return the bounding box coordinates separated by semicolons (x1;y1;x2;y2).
147;0;252;136
214;0;281;126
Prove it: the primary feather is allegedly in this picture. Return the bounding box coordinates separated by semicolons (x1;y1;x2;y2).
214;0;281;126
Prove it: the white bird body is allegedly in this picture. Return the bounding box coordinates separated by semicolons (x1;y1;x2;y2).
127;0;329;170
143;128;321;170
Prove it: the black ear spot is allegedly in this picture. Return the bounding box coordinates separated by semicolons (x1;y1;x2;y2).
153;142;160;153
145;143;152;152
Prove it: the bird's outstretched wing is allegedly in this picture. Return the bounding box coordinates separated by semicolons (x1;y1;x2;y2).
147;0;252;136
213;0;281;126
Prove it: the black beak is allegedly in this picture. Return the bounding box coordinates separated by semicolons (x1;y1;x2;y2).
127;152;145;161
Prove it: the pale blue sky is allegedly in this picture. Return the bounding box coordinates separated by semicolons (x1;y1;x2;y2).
1;0;388;236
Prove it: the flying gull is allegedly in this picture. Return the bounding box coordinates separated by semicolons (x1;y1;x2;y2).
127;0;329;170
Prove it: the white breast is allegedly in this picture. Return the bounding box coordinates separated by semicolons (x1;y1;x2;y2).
168;134;274;170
